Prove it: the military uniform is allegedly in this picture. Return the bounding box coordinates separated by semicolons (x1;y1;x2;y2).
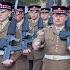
33;6;70;70
0;2;16;70
15;20;28;70
0;19;10;70
33;25;70;70
9;6;28;70
27;19;44;70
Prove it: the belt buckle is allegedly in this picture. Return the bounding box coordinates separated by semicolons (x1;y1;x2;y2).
53;55;59;60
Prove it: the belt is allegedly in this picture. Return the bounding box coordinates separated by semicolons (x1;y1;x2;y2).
44;54;70;60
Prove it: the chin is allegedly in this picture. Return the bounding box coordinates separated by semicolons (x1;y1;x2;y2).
32;18;37;20
55;22;62;24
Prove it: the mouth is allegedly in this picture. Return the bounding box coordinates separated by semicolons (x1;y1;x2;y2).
56;21;61;22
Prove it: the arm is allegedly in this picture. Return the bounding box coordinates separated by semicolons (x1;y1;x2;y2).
67;37;70;51
2;35;20;67
32;29;45;50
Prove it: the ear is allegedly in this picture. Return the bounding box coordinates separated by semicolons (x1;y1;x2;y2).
65;15;68;21
28;12;31;19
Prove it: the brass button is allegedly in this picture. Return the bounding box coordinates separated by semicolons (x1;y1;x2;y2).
56;44;59;47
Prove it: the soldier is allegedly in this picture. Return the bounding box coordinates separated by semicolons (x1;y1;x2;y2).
3;6;29;70
25;5;45;70
41;8;51;27
32;6;70;70
14;6;28;70
0;1;13;70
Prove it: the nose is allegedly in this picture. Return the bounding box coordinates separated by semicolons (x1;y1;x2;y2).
56;15;60;20
0;12;2;16
0;12;2;14
32;11;36;14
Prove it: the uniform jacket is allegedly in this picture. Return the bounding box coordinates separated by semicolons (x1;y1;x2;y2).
27;19;45;60
34;25;70;70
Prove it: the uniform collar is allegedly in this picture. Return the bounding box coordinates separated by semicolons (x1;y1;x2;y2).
0;18;9;31
17;19;24;29
29;18;39;28
43;19;48;23
52;25;65;35
30;18;39;23
55;25;65;31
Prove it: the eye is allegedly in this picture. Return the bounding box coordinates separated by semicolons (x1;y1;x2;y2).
30;10;39;13
0;9;7;13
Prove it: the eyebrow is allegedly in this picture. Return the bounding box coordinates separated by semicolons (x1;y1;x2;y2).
29;10;39;11
41;12;49;13
0;9;7;13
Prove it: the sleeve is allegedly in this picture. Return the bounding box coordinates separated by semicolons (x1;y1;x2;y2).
10;51;21;62
32;29;45;50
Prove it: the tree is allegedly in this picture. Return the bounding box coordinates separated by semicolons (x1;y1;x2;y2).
67;0;70;6
19;0;39;5
61;0;67;6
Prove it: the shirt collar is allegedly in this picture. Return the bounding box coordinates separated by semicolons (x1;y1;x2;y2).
17;19;24;29
0;18;9;30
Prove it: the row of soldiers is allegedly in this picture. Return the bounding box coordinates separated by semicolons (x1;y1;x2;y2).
0;1;70;70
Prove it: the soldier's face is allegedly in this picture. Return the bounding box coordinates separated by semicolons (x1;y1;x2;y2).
16;11;24;22
53;13;67;26
29;9;39;20
41;11;49;20
0;9;11;22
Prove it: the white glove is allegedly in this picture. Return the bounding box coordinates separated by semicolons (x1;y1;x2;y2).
2;59;13;67
32;38;40;50
67;46;70;51
23;49;31;54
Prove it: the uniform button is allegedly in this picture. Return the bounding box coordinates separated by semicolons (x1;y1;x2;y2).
56;44;59;47
57;36;59;39
55;47;58;50
56;40;58;43
55;49;58;52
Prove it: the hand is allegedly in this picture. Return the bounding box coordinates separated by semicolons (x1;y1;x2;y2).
23;49;31;55
37;30;44;36
32;38;40;50
32;42;40;50
2;59;13;67
67;46;70;51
